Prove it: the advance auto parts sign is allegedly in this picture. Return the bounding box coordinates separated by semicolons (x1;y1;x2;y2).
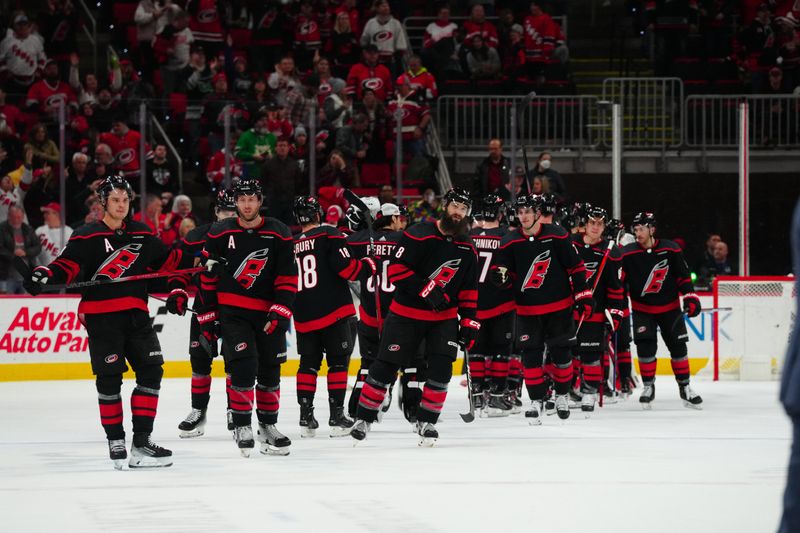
0;298;88;358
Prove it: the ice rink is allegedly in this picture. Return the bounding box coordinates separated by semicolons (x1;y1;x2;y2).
0;377;791;533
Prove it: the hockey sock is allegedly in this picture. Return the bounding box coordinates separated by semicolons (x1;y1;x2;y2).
581;359;603;393
131;386;160;436
507;356;523;392
571;356;582;390
638;358;657;384
256;384;280;425
357;376;390;422
348;360;372;418
326;364;349;407
489;354;509;392
230;385;255;426
546;346;573;395
523;366;546;401
190;373;212;410
296;367;318;404
96;374;124;440
670;356;691;385
468;354;486;390
618;351;633;379
418;379;448;424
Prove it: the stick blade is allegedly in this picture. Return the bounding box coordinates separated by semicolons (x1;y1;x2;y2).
460;412;475;423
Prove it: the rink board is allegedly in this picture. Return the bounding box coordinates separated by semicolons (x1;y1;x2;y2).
0;294;715;381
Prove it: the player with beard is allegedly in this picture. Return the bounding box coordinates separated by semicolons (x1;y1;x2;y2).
469;194;515;416
24;175;183;469
165;188;238;438
350;188;479;446
198;179;298;456
491;194;593;423
570;206;625;415
620;212;703;409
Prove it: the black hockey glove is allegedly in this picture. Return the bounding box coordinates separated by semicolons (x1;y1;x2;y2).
202;252;227;275
23;266;51;296
196;310;220;346
166;288;189;316
458;318;481;351
607;308;624;332
574;289;595;320
264;304;292;335
683;293;701;318
489;266;511;289
419;279;451;312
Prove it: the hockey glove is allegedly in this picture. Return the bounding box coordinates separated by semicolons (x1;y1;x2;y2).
23;266;51;296
361;256;377;276
458;318;481;351
489;266;511;289
419;279;451;312
683;293;701;318
264;304;292;335
607;308;624;332
166;288;189;316
574;289;595;320
196;310;220;346
202;252;227;275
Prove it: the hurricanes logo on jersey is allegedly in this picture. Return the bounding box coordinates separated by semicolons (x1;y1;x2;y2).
641;259;669;296
92;243;142;280
584;261;599;283
429;259;461;289
521;250;551;291
234;248;270;289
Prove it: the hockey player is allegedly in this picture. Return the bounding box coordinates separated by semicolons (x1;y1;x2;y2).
492;193;594;423
165;188;238;438
605;218;637;396
469;194;515;416
198;179;298;456
292;195;377;437
24;175;181;469
351;188;480;445
571;206;625;415
620;212;703;409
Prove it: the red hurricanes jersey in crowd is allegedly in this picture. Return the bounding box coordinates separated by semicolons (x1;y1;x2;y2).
498;224;588;316
386;96;429;140
400;68;438;100
188;0;224;42
206;150;242;186
346;62;393;101
347;228;402;330
26;80;77;118
620;239;695;314
294;13;322;49
463;20;499;48
470;226;514;320
523;14;563;60
571;234;624;323
99;130;151;178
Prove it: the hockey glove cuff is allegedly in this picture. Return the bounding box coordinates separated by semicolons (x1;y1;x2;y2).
458;318;481;351
202;252;227;275
264;304;292;335
361;256;377;276
24;266;51;296
489;266;511;289
683;293;701;318
608;308;624;332
166;288;189;316
574;289;595;320
419;279;451;312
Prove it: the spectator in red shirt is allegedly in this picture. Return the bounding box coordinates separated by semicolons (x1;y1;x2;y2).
26;59;77;129
98;117;151;182
133;193;177;246
346;44;393;101
463;4;499;48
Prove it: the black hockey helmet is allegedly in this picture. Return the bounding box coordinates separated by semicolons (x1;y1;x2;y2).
443;187;473;213
477;193;504;221
631;211;656;231
534;193;558;216
215;187;236;211
586;206;609;223
233;178;262;200
293;195;323;225
98;174;133;206
514;194;537;210
604;218;626;242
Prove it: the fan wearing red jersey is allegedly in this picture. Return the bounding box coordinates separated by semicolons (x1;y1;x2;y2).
198;179;298;457
292;196;376;438
620;212;703;410
24;176;182;469
350;189;480;446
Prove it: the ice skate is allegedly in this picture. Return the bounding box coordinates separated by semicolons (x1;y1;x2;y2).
485;394;511;417
226;409;235;432
545;393;556;416
416;421;438;447
375;384;393;423
328;405;354;437
504;389;523;414
178;408;206;438
108;438;127;470
679;384;703;410
640;383;655;409
233;425;255;458
581;392;596;417
525;400;543;426
299;400;319;438
620;377;635;398
602;384;619;404
129;435;173;468
555;394;570;420
257;423;291;456
350;419;371;444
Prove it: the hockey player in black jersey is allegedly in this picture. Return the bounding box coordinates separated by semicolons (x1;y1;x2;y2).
469;194;514;417
25;176;182;469
492;193;593;424
292;196;377;437
605;218;637;396
571;207;625;415
165;188;238;438
198;179;298;456
351;188;480;446
620;212;703;409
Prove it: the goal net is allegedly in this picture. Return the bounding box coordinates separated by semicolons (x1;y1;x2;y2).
712;276;796;381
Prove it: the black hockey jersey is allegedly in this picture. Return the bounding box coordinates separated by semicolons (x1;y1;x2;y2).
44;220;181;315
293;224;365;333
168;222;216;309
347;228;403;329
620;239;695;314
498;224;588;316
200;216;297;313
386;222;479;322
469;226;514;320
570;234;624;323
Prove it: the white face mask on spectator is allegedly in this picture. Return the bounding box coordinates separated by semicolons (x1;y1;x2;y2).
540;159;551;170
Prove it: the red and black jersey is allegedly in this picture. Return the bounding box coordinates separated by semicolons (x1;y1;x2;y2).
620;239;695;314
168;222;219;310
42;220;181;315
571;234;624;322
498;224;588;316
199;216;297;313
345;62;393;101
386;222;479;322
469;226;514;320
347;228;403;329
293;224;366;333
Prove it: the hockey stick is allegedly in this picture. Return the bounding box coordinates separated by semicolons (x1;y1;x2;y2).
24;265;207;293
343;188;384;334
575;240;615;336
460;346;476;423
148;294;199;315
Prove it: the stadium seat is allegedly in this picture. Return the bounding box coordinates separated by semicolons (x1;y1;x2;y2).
359;163;391;186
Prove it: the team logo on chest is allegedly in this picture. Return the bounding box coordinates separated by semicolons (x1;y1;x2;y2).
584;261;599;283
641;259;669;296
429;258;461;288
521;250;552;291
234;248;270;289
92;243;142;280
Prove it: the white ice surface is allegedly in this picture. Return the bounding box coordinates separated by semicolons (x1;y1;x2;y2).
0;378;791;533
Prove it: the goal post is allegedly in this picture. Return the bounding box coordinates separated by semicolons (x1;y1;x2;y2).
712;275;796;381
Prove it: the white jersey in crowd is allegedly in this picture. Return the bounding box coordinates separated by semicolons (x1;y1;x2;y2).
360;16;408;57
35;224;73;266
0;166;32;224
0;29;46;81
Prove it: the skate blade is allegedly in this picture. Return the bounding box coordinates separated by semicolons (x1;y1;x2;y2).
179;428;205;439
239;447;252;458
300;427;317;438
112;459;126;470
260;444;290;456
641;402;653;410
486;409;511;418
418;437;437;447
526;417;542;426
557;412;570;421
329;426;353;438
682;400;703;410
128;455;173;468
510;407;522;415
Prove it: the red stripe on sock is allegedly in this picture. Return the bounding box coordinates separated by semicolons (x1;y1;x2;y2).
639;359;657;378
523;367;544;386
